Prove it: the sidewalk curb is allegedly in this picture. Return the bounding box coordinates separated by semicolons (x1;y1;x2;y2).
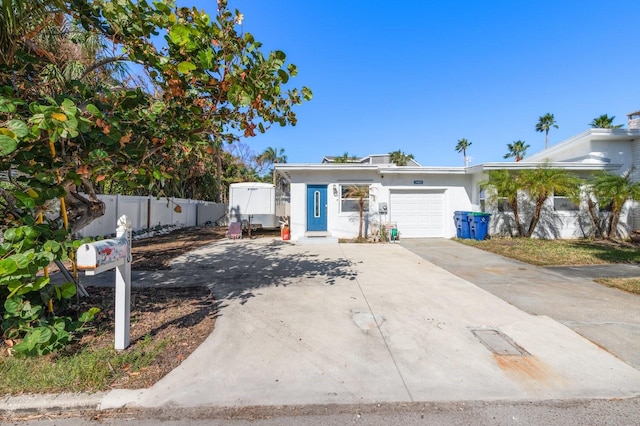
0;392;105;413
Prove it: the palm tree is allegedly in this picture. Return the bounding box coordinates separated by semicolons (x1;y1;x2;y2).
388;150;415;166
503;140;530;162
257;146;286;184
0;0;66;66
454;138;472;166
258;146;287;165
589;114;623;129
519;166;579;238
480;170;524;237
579;180;604;239
592;170;640;239
1;0;127;90
343;185;369;239
333;152;358;163
535;113;558;149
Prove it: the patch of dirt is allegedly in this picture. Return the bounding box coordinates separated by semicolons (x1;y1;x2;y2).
132;225;280;270
77;286;218;389
131;226;228;270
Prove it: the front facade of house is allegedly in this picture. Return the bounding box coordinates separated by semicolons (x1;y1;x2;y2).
278;164;472;241
276;123;640;242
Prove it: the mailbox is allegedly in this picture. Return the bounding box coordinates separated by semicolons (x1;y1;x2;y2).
76;215;132;350
77;237;128;275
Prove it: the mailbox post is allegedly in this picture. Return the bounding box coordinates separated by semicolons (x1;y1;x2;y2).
77;215;132;350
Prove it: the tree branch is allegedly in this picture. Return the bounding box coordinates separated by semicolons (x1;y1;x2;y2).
80;55;128;80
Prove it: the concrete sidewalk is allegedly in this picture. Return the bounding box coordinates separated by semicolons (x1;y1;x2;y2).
97;239;640;409
399;238;640;370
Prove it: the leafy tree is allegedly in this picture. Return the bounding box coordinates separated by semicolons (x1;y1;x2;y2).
480;170;524;237
226;141;262;183
589;114;623;129
535;113;558;150
503;140;530;162
229;140;261;172
152;141;255;201
211;137;226;203
2;0;311;231
591;171;640;239
343;185;369;239
454;138;472;166
0;0;311;354
388;150;415;166
519;166;579;237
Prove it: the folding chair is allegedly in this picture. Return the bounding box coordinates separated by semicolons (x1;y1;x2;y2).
226;222;242;239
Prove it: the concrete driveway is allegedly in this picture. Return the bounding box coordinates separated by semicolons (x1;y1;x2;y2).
101;239;640;409
399;238;640;370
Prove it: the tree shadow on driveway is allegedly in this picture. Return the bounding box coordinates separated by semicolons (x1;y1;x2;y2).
86;239;358;311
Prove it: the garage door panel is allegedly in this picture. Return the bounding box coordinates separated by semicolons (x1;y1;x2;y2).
390;190;444;238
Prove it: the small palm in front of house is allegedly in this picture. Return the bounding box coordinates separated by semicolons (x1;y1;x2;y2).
343;185;369;240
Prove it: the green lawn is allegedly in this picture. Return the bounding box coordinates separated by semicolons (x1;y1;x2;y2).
594;277;640;295
457;238;640;266
457;238;640;295
0;334;167;394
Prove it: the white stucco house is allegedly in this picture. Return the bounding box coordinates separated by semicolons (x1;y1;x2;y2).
275;112;640;242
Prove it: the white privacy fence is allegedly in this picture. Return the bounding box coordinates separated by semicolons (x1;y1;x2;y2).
75;194;227;238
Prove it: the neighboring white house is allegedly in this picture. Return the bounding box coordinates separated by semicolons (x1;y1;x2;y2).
321;153;421;166
276;114;640;242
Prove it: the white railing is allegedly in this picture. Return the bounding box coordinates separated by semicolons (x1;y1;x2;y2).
75;194;227;238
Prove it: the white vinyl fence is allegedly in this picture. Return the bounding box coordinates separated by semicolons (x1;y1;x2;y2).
75;195;227;238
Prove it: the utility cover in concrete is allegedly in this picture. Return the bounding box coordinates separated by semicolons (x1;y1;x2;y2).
471;329;530;356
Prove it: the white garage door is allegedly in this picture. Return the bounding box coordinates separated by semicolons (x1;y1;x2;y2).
390;190;445;238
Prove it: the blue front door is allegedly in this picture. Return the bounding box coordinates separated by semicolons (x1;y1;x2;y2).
307;185;327;231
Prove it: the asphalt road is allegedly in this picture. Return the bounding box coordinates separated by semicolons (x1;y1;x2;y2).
6;398;640;425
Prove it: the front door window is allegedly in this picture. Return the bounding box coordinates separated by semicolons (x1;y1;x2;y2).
314;191;321;217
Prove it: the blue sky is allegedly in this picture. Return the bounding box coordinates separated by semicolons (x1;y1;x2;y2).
184;1;640;166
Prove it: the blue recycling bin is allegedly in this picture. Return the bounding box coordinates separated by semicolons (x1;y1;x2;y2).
454;211;472;239
470;212;491;241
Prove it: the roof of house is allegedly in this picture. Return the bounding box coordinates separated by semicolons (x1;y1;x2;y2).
277;128;638;180
276;161;620;180
526;128;640;163
468;162;622;174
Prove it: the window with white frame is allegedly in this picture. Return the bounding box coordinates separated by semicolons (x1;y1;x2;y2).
553;193;579;211
479;189;486;212
340;184;369;213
